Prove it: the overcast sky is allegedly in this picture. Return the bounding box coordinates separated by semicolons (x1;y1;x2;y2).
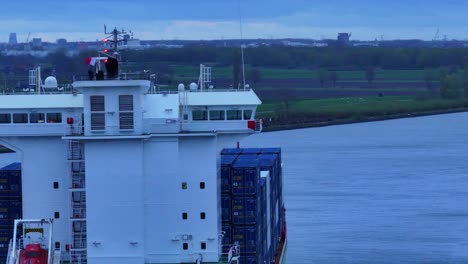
1;0;468;42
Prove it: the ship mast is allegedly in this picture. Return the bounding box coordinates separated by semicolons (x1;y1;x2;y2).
103;25;130;61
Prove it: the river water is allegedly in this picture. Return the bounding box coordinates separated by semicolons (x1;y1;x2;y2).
242;112;468;264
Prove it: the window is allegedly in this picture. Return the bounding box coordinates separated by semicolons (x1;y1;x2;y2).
0;114;11;124
13;113;28;124
55;242;61;250
182;212;188;220
119;95;134;130
200;212;206;219
54;212;60;219
90;96;105;131
201;242;206;250
209;110;225;120
30;113;45;123
46;113;62;123
183;114;188;120
200;182;205;189
243;110;253;120
183;243;188;250
192;111;208;121
227;110;242;120
53;182;59;189
182;182;187;190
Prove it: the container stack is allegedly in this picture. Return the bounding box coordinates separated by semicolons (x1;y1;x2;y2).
221;148;284;264
0;162;22;261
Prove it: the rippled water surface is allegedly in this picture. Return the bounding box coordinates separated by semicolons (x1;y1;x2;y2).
242;113;468;264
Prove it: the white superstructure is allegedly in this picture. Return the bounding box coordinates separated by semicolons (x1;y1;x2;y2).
0;76;262;264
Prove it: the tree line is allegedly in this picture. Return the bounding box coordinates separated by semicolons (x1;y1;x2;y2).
2;46;468;89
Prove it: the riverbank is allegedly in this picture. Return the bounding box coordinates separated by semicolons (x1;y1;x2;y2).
258;96;468;132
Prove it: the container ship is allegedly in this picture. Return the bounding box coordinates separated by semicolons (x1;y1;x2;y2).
0;29;286;264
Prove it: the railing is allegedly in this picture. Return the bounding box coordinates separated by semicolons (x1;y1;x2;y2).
255;119;263;132
148;88;253;94
72;72;154;81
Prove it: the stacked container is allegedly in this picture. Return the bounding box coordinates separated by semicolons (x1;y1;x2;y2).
0;162;22;262
221;148;284;264
220;149;240;255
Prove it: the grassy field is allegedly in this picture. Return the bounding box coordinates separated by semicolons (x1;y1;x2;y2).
169;65;435;81
258;96;468;116
258;96;468;122
257;96;468;130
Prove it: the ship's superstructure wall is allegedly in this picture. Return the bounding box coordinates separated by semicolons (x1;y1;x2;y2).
85;136;221;264
0;79;263;263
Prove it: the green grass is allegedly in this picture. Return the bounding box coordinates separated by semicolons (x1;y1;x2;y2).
257;96;468;118
169;64;434;81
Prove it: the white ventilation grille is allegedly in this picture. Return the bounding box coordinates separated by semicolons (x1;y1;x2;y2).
119;95;134;130
90;95;105;131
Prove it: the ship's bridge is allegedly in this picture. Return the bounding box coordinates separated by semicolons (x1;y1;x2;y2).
72;79;262;137
0;80;262;137
0;94;83;136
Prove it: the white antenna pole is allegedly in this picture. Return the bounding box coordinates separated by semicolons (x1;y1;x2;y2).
238;0;246;91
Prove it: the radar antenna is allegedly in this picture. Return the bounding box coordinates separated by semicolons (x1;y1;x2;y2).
103;25;131;60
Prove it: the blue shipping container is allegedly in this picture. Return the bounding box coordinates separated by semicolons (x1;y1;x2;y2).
221;195;231;222
233;225;264;255
0;163;21;171
240;255;263;264
221;154;238;194
241;148;263;154
221;224;232;254
232;181;266;225
221;148;243;155
232;155;261;196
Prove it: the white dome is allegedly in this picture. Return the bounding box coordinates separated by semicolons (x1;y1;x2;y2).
189;82;198;90
178;83;185;91
43;76;58;89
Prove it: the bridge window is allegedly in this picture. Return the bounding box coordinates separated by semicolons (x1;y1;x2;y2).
30;113;45;123
209;110;225;120
0;114;11;124
119;95;134;130
90;96;105;130
243;110;253;120
227;110;242;120
192;110;208;121
13;113;28;124
46;113;62;123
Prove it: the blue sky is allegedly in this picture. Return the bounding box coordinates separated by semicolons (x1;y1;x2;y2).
1;0;468;42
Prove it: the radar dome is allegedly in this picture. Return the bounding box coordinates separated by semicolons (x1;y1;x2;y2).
178;83;185;91
43;76;58;89
189;82;198;90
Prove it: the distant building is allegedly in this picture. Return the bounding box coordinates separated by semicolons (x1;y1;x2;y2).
8;33;17;45
56;38;67;47
353;42;379;47
32;38;42;48
282;40;311;47
311;42;328;47
337;33;351;45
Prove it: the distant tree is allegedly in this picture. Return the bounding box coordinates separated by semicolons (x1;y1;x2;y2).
440;74;461;99
424;69;435;93
329;70;338;88
317;69;328;88
460;70;468;97
449;64;458;75
365;67;376;87
248;68;262;84
232;50;241;89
